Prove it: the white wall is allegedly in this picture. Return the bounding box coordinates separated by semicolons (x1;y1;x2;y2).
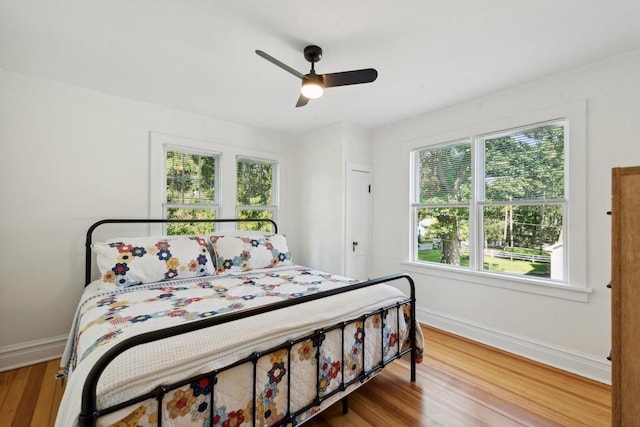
4;46;634;383
292;123;372;273
372;49;640;383
0;70;296;369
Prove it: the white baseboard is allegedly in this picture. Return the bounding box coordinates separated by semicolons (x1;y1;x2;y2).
0;335;67;372
418;307;611;385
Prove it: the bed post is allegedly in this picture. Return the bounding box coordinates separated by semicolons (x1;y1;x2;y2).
408;274;417;382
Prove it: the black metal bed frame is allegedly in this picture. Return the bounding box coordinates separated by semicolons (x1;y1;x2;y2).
78;218;417;427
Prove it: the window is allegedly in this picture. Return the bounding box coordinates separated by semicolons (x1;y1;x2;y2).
151;133;285;236
236;157;277;231
414;141;472;267
164;147;219;235
412;121;566;282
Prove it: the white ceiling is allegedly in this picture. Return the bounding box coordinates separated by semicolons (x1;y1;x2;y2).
2;0;640;136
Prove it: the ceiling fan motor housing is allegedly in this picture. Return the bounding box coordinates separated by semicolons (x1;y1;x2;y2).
304;45;323;64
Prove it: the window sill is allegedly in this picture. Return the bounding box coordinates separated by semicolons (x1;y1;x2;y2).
400;261;591;302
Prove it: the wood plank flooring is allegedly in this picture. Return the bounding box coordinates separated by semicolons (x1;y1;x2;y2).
0;359;65;427
0;325;611;426
307;326;611;426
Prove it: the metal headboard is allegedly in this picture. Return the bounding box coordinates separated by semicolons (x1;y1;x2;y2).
85;218;278;286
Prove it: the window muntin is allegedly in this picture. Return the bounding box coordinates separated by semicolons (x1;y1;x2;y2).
164;148;219;235
413;121;567;282
236;157;277;232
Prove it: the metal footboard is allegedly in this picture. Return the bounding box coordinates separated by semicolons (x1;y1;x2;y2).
78;274;417;426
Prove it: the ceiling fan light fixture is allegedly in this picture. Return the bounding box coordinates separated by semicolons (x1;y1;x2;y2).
256;46;377;107
301;74;324;99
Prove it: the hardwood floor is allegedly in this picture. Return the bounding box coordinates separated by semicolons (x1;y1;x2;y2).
0;358;65;427
307;326;611;426
0;325;610;426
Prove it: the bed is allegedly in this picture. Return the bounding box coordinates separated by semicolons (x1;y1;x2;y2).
56;218;424;427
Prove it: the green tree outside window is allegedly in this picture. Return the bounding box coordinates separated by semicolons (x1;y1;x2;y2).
236;157;277;232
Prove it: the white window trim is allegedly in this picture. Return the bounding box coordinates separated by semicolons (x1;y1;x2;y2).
149;132;285;233
405;101;588;300
401;260;591;302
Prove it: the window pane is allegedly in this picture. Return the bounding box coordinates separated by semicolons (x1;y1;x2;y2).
416;207;470;267
166;150;216;205
237;209;274;232
237;159;274;206
484;124;564;202
417;143;471;203
166;208;216;235
482;205;563;279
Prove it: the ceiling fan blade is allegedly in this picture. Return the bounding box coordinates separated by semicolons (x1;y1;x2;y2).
295;94;309;108
255;50;305;80
322;68;378;88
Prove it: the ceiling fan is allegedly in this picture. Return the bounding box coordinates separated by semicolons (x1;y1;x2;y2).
255;45;378;107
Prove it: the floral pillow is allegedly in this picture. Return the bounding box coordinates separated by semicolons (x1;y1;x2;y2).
205;230;266;268
93;236;215;287
210;234;293;273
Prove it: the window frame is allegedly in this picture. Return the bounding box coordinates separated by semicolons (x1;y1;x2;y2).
164;144;221;222
235;155;279;229
412;120;568;280
405;102;589;301
150;132;285;235
412;138;473;269
477;120;568;278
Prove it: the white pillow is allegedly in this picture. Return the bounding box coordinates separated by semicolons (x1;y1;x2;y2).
93;235;215;287
210;234;293;273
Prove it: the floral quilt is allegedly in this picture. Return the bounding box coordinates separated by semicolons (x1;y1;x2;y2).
56;266;423;427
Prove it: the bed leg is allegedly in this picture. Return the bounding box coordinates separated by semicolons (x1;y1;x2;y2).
409;275;417;383
411;343;416;382
342;396;349;414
